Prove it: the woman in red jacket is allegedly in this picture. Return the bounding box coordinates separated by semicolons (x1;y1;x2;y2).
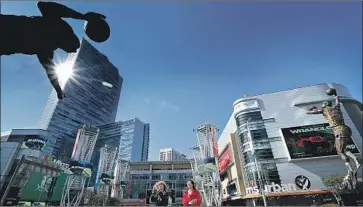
182;180;202;206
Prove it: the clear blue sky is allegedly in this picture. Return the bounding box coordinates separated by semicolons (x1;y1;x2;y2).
1;2;362;160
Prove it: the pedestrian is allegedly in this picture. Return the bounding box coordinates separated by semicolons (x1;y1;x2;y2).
150;181;170;206
182;180;202;206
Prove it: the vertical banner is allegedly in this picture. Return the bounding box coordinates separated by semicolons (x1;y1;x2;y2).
94;149;104;193
212;127;219;157
111;159;120;197
71;129;81;159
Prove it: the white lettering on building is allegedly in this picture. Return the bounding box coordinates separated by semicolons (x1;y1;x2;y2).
289;126;330;134
346;145;356;150
53;159;69;169
246;182;298;194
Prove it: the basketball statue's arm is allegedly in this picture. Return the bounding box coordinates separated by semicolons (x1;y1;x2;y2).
37;1;106;20
306;106;323;115
37;52;64;99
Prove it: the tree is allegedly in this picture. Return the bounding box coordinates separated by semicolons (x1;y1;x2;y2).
322;174;363;206
322;174;345;205
322;174;345;189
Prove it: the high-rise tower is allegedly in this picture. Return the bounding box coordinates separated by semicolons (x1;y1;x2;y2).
38;38;122;158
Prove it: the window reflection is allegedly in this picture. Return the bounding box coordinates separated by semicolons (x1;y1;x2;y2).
234;111;281;187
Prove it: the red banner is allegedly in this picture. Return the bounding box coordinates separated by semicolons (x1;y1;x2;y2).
212;128;219;157
218;147;231;173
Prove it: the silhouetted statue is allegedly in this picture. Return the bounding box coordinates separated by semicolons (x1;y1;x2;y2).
307;88;361;190
0;1;110;100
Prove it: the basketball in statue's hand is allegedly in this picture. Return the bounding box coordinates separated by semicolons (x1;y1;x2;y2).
84;15;110;43
326;88;337;96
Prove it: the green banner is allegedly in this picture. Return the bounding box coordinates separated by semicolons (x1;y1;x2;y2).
20;172;52;202
49;173;68;202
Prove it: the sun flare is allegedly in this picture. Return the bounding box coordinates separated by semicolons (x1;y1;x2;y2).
55;61;74;81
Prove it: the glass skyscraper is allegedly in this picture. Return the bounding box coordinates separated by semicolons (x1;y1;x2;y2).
94;118;150;162
89;118;150;186
38;38;122;159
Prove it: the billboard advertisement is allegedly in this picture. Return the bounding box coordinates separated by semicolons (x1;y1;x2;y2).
218;147;232;173
20;135;46;151
20;172;53;202
281;123;359;159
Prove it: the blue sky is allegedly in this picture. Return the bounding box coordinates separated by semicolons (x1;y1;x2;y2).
1;2;362;160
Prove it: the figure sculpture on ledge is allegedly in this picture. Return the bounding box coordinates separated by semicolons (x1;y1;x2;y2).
306;88;361;190
0;1;110;100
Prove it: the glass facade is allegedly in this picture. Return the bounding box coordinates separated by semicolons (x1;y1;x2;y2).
118;118;150;161
89;118;150;186
38;39;122;160
234;105;281;191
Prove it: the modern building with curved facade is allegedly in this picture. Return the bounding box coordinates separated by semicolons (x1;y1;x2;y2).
218;83;362;206
38;38;122;159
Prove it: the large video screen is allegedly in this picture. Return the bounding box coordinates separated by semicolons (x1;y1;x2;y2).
281;123;359;159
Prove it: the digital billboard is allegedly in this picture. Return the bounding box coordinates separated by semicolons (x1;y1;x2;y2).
281;123;359;159
20;135;46;151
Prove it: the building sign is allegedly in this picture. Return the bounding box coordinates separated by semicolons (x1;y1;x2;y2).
281;123;359;159
295;175;311;190
246;182;298;194
246;175;311;195
43;154;70;169
218;147;232;173
233;99;259;113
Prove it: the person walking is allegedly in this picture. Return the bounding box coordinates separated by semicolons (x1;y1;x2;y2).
182;180;202;206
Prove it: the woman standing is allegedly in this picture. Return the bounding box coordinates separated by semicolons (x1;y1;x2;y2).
150;181;170;206
182;180;202;206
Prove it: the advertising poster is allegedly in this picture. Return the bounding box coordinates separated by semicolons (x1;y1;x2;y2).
218;147;232;173
281;123;359;159
20;172;52;202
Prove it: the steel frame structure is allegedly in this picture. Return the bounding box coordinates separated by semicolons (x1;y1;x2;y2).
95;144;118;205
191;122;222;206
61;125;99;207
111;159;130;199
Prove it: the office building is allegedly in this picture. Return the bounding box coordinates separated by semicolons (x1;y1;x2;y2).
89;118;150;186
38;38;122;159
159;148;187;161
218;83;362;206
95;118;150;162
122;160;192;206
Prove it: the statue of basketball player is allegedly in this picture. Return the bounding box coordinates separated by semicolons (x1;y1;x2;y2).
0;1;110;100
306;88;361;189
